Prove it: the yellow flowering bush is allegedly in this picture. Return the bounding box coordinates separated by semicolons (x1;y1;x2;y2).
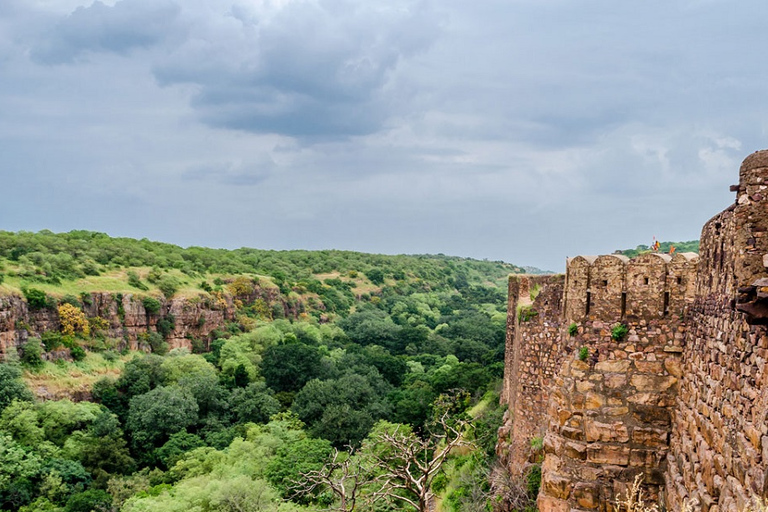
58;303;90;337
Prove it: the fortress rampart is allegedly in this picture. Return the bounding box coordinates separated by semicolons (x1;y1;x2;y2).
497;150;768;511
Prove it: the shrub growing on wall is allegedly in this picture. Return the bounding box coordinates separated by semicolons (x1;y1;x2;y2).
23;287;51;310
611;323;629;341
141;297;162;315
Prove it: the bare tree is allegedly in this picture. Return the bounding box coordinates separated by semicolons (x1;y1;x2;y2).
365;414;473;512
291;447;367;512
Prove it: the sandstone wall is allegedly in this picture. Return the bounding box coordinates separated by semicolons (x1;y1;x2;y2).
666;152;768;512
538;317;685;511
498;274;568;474
500;149;768;512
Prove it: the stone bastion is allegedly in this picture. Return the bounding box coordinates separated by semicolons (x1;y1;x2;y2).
497;150;768;512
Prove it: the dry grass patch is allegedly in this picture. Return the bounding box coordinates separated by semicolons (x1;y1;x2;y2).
22;351;138;401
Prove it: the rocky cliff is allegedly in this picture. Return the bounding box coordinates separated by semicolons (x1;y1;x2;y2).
0;284;299;358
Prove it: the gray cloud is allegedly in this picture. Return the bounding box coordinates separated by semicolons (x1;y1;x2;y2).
31;0;180;64
151;0;442;138
2;0;768;271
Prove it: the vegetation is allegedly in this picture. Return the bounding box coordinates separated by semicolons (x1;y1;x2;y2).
611;324;629;342
615;240;699;258
518;305;537;322
0;230;527;511
578;346;589;362
568;322;578;336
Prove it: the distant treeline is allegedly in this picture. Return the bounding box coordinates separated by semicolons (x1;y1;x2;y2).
0;230;528;291
616;240;699;258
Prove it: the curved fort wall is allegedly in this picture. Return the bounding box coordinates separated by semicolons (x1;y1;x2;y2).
500;150;768;512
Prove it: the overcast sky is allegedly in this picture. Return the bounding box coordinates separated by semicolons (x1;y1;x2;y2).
2;0;766;271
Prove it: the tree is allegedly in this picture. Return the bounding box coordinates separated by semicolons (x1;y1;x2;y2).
265;437;332;498
229;383;280;424
0;364;33;412
126;387;198;454
291;373;391;447
362;415;473;512
262;343;321;393
290;448;367;512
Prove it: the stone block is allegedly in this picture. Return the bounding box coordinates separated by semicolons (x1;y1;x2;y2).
604;373;627;389
561;426;583;441
595;360;631;373
632;404;672;425
632;427;669;447
630;374;677;392
537;495;570;512
630;448;660;467
564;440;587;460
585;420;629;443
572;482;601;509
542;473;572;500
587;444;630;466
661;357;682;379
634;360;664;373
585;392;606;410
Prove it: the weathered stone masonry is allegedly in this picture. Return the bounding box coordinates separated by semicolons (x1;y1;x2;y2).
498;150;768;511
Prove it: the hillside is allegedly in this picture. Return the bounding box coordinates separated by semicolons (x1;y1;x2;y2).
0;230;528;304
0;229;534;511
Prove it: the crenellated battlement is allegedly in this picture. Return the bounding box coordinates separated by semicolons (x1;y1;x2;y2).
564;252;698;323
497;150;768;512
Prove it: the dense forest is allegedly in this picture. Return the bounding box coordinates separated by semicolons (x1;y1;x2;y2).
0;230;540;512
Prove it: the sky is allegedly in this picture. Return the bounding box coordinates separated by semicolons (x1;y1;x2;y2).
1;0;767;271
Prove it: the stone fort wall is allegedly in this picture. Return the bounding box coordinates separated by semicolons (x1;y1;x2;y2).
499;150;768;511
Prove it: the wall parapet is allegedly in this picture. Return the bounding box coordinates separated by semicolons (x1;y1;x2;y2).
500;149;768;512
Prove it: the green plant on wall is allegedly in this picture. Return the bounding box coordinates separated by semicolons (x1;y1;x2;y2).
568;323;578;336
578;346;589;361
518;305;538;322
611;323;629;341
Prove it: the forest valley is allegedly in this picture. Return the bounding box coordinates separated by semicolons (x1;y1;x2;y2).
0;230;542;512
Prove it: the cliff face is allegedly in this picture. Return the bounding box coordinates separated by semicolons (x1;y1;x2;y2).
498;151;768;512
0;284;296;357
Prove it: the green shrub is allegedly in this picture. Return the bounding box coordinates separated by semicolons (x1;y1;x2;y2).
611;324;629;341
147;331;168;355
21;339;44;368
156;314;176;339
578;346;589;361
568;323;578;336
158;275;180;299
526;463;542;498
60;294;81;308
199;281;212;292
41;330;63;351
102;350;119;362
0;273;4;285
127;271;148;291
367;268;385;285
70;345;86;362
22;287;51;310
518;305;538;322
142;296;162;315
147;267;163;284
79;292;93;307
